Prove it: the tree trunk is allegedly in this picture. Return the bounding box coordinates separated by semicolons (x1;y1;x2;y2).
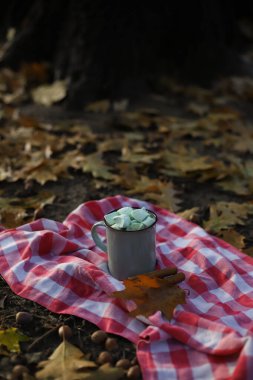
0;0;252;109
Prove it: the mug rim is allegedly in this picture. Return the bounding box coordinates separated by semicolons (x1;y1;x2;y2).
103;207;157;232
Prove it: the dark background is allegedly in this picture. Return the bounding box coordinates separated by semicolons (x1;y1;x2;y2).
1;0;253;107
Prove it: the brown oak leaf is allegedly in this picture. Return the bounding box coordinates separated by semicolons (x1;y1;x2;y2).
112;269;186;321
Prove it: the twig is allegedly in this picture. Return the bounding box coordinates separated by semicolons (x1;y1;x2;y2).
163;272;185;286
27;325;59;352
143;267;178;278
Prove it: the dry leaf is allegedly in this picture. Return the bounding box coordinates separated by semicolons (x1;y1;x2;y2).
217;178;251;196
85;99;110;113
113;162;139;188
112;98;128;112
186;102;209;116
178;207;200;222
218;229;245;250
204;201;253;233
0;68;26;104
0;191;55;228
126;176;162;193
36;340;124;380
31;80;67;106
21;62;49;85
146;182;182;212
243;247;253;257
121;144;161;164
112;271;186;321
232;129;253;153
127;177;181;212
12;157;72;185
73;152;117;180
161;149;214;177
219;76;253;101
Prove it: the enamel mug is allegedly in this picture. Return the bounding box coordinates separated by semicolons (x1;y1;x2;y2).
91;208;157;280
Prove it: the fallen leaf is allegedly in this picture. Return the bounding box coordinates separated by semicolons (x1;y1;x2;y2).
21;62;49;85
186;102;209;116
36;340;124;380
113;162;139;188
121;144;161;164
0;191;55;228
85;99;110;113
31;80;67;106
112;98;128;112
12;157;72;185
126;176;162;194
217;178;251;196
243;247;253;257
127;177;181;212
204;201;253;233
112;272;186;321
219;76;253;101
0;68;26;104
232;128;253;153
73;152;117;180
0;328;29;352
218;229;245;249
177;207;200;222
146;182;182;212
161;149;214;177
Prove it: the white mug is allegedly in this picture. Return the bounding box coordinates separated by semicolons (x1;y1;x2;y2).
91;208;157;280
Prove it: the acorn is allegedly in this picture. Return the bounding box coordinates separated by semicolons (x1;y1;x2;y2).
15;312;33;326
90;330;107;344
115;358;131;369
105;337;118;351
12;364;29;378
58;325;73;340
127;365;141;379
97;351;112;365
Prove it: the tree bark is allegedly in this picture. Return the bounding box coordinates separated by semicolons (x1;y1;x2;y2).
0;0;252;108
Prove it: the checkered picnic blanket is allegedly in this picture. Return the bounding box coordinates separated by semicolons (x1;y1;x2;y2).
1;195;253;379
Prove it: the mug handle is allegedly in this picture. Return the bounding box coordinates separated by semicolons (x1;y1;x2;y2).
91;221;107;252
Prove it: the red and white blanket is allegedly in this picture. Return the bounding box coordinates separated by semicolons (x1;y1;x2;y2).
1;195;253;379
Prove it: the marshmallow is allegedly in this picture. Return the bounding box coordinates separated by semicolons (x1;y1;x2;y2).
113;214;131;229
131;208;149;222
142;215;155;227
117;206;133;215
126;222;145;231
111;223;122;230
104;211;119;225
104;207;155;231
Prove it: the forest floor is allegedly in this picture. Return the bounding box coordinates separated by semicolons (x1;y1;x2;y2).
1;61;253;379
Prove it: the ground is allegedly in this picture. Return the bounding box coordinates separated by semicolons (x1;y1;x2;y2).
1;63;253;379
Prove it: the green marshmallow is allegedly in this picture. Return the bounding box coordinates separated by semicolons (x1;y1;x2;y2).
118;206;133;215
142;215;155;227
105;207;155;231
126;222;145;231
111;223;122;230
131;208;149;222
113;214;131;228
104;211;119;226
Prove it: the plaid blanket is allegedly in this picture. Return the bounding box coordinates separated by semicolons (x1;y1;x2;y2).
0;195;253;379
